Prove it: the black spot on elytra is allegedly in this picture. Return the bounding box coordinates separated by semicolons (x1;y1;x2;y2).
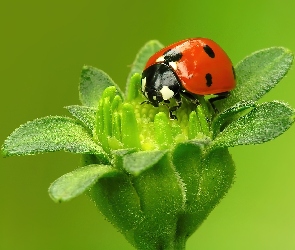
232;66;236;79
205;73;212;87
163;48;183;62
203;45;215;58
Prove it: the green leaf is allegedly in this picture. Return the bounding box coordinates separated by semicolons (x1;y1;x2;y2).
173;147;235;239
79;66;123;107
130;153;185;249
216;47;294;111
212;100;256;138
172;141;204;207
89;171;143;233
193;148;235;231
213;101;295;148
2;116;108;162
80;154;104;166
126;40;164;95
112;148;137;170
65;105;96;131
49;164;117;202
122;150;167;176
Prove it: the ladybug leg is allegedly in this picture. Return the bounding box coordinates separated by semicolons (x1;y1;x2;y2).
141;100;149;105
141;100;160;107
209;92;229;111
180;90;200;105
168;92;182;120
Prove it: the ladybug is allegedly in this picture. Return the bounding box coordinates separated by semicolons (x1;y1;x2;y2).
141;38;236;119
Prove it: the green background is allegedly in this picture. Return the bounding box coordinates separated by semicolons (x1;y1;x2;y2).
1;1;295;249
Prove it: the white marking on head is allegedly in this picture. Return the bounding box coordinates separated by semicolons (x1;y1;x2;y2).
169;61;177;70
141;77;146;92
153;95;157;100
160;86;174;100
156;56;164;62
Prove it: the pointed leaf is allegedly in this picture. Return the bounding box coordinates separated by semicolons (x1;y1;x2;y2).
126;40;164;95
173;147;235;239
79;66;123;107
212;100;256;137
217;47;294;111
49;164;117;202
65;105;96;131
112;148;137;170
2;116;108;162
123;150;167;176
89;171;143;232
172;141;204;207
131;152;184;249
213;101;295;148
187;148;235;235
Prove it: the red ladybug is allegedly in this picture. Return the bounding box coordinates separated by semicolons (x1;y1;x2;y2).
141;38;236;118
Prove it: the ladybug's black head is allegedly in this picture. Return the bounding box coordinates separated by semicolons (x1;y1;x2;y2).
141;63;180;107
141;84;163;107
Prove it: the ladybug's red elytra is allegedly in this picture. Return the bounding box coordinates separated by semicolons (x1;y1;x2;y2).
141;38;236;119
